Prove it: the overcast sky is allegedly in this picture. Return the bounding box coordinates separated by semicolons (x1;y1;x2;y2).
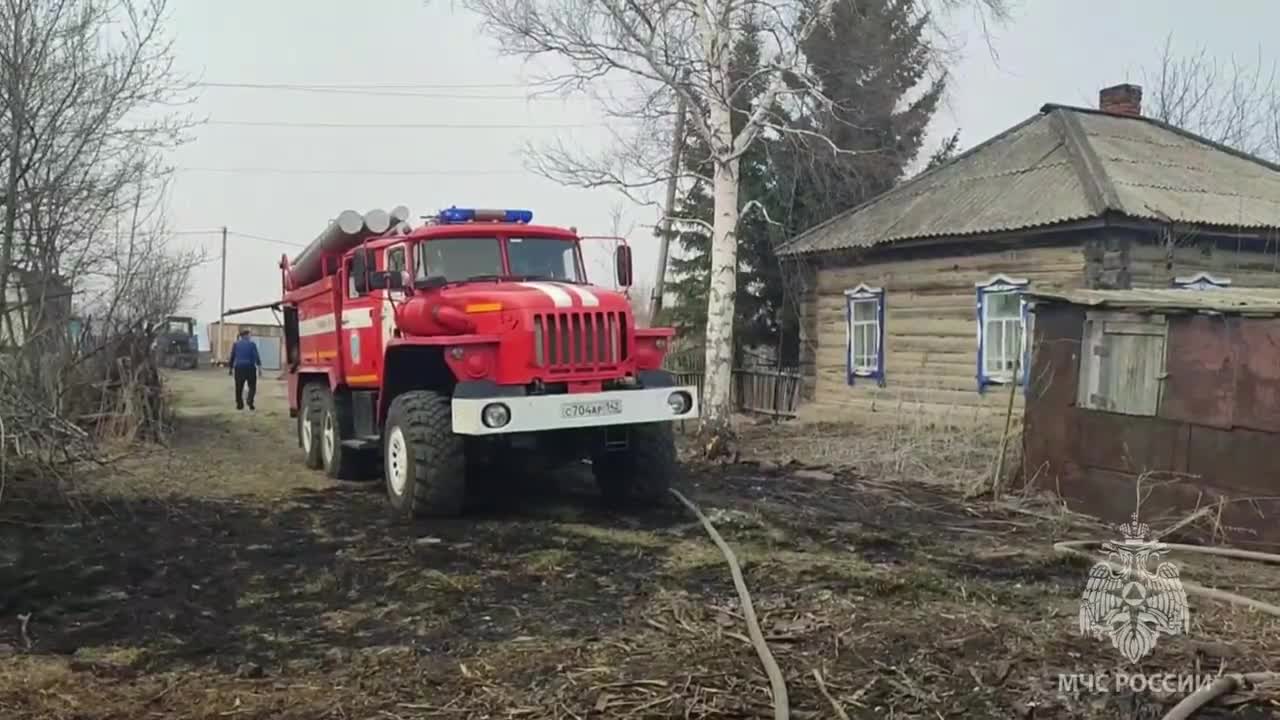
165;0;1278;341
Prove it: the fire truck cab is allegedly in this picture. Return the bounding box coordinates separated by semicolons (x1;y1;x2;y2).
280;206;698;519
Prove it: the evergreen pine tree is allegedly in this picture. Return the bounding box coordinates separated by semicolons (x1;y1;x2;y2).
662;0;952;367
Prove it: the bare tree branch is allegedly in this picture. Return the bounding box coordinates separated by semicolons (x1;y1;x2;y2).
1141;33;1278;159
462;0;1007;445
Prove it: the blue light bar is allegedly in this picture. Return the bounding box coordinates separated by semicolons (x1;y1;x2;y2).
436;206;533;224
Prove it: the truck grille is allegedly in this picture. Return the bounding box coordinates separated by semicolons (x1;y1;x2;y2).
532;311;628;372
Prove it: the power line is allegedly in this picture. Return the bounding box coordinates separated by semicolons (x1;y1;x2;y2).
195;81;586;101
176;166;526;177
165;227;303;249
227;230;305;248
203;119;603;130
198;80;533;90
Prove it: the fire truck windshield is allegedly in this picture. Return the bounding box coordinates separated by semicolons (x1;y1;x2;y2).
507;237;583;282
416;236;584;284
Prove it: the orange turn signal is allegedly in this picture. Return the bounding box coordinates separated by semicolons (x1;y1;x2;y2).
464;302;503;313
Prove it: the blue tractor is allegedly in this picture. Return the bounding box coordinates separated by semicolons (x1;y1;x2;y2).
153;315;199;370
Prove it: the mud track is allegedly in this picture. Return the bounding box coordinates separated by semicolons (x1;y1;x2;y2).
1;369;1277;719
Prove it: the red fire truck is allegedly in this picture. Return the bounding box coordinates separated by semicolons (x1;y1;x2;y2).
275;205;697;519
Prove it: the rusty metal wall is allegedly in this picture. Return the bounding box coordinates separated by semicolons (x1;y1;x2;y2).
1025;306;1280;548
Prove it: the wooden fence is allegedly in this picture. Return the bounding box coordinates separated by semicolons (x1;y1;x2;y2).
670;367;802;421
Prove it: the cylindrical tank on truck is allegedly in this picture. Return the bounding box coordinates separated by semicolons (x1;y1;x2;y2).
275;205;698;521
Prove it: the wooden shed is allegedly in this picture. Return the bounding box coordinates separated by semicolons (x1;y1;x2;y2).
775;83;1280;428
207;321;285;371
1023;287;1280;548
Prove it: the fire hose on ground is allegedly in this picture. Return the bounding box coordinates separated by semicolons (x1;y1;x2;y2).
1052;540;1280;719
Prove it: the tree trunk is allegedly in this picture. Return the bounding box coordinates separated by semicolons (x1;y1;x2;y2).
0;9;24;346
699;93;740;458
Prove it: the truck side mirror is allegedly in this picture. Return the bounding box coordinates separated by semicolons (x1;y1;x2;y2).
368;270;404;291
350;252;367;294
615;244;633;288
414;275;448;291
350;247;377;294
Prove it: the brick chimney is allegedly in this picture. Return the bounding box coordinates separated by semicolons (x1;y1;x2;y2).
1099;83;1142;116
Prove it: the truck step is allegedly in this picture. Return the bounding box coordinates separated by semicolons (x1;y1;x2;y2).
341;436;380;451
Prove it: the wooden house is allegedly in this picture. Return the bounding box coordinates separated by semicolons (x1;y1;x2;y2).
1023;287;1280;548
775;83;1280;427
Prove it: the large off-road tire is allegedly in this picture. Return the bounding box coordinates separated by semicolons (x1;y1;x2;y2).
383;390;466;520
298;384;324;470
592;423;677;509
316;388;362;481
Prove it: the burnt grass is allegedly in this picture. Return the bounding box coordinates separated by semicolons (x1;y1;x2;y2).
1;371;1278;719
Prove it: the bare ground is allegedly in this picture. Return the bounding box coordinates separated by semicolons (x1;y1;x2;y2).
1;369;1278;719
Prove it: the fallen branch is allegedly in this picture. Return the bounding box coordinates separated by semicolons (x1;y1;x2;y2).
669;488;789;720
1054;541;1280;617
811;669;850;720
1154;505;1216;542
1161;672;1280;720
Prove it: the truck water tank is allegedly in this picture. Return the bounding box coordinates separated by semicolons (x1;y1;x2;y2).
286;207;408;289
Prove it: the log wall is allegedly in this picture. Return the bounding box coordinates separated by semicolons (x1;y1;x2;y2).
801;243;1085;427
1129;236;1280;289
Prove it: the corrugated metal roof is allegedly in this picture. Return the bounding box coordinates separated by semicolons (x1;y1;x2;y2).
778;104;1280;257
1025;287;1280;314
1078;111;1280;229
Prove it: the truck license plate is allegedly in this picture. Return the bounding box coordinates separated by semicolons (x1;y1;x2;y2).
561;398;622;419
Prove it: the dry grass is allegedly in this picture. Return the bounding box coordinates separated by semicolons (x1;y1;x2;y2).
742;369;1037;498
739;413;1018;497
3;369;1279;719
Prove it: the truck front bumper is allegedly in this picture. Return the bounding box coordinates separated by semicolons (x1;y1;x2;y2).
451;386;700;435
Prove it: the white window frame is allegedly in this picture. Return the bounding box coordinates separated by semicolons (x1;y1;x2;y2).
1172;272;1231;290
346;257;361;299
844;284;885;385
976;274;1029;391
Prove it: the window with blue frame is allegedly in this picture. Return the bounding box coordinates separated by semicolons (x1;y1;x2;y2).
976;275;1029;391
845;284;885;385
1172;272;1231;290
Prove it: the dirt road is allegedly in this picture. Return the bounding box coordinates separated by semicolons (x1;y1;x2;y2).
1;369;1277;718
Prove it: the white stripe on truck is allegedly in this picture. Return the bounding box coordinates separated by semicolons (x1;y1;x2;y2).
560;283;600;307
518;281;572;308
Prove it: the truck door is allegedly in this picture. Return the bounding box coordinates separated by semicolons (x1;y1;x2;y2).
340;252;379;387
380;243;408;353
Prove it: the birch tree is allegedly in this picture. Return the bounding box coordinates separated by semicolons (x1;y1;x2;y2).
462;0;1004;449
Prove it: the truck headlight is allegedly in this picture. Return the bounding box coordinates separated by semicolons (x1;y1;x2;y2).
667;391;692;415
482;402;511;428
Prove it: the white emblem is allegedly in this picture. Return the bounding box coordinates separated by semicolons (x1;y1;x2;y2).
1078;512;1190;664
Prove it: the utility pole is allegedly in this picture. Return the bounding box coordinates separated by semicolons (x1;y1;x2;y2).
649;79;689;326
219;226;227;364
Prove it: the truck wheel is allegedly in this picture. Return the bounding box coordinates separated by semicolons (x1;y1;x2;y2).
383;390;466;519
317;388;361;480
298;384;324;469
592;423;677;509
